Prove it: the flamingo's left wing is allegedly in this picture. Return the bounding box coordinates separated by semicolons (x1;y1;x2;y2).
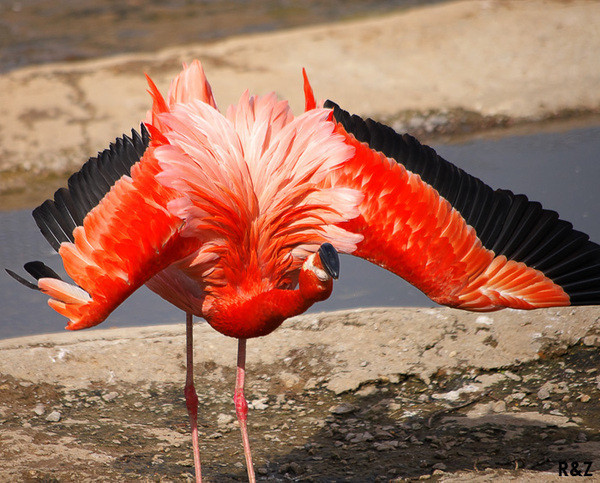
324;101;600;311
7;126;197;330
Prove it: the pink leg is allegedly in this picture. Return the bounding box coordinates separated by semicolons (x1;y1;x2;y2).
184;312;202;483
234;338;256;482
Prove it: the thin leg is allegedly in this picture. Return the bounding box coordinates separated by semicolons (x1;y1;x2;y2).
234;338;256;482
184;312;202;483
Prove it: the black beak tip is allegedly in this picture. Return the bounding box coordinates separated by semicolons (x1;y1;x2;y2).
318;242;340;280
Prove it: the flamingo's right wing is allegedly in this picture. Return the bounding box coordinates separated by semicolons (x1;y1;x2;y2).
325;101;600;311
7;126;197;330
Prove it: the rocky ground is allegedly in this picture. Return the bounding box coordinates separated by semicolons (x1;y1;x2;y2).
2;307;600;481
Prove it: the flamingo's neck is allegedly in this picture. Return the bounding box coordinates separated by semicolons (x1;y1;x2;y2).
203;254;333;339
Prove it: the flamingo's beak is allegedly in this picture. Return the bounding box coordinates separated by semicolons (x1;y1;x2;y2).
318;243;340;280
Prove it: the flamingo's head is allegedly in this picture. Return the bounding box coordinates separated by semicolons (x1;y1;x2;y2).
314;243;340;280
201;243;341;339
299;243;340;302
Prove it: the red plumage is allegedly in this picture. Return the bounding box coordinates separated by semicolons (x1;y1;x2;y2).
326;121;570;310
8;60;600;481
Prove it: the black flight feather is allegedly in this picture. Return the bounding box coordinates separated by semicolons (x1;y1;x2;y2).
5;269;39;290
24;261;63;281
326;100;600;305
32;124;150;253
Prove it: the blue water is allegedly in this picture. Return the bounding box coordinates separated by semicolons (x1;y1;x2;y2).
1;123;599;339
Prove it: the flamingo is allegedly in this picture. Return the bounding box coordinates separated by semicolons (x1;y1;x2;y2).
7;60;600;481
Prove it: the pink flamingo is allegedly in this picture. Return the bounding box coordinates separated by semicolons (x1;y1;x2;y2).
8;60;600;481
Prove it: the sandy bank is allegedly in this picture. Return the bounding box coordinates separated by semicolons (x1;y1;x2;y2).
1;0;599;189
2;306;599;393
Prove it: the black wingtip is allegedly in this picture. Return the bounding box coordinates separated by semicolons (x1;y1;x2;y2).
6;268;40;291
324;101;600;305
32;125;151;254
24;261;63;281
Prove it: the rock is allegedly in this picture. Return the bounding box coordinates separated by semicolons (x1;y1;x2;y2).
537;383;554;400
249;398;268;410
374;428;393;439
278;372;300;388
579;394;591;402
329;403;357;415
347;431;374;443
389;374;401;384
303;378;318;390
432;384;480;401
409;435;422;445
33;404;45;416
374;440;399;451
388;402;402;412
45;411;61;422
474;373;506;387
102;391;119;402
491;400;506;413
475;315;494;326
280;461;302;474
504;371;522;381
356;385;378;397
217;413;234;426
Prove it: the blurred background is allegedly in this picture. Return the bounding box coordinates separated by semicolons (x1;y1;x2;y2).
0;0;446;73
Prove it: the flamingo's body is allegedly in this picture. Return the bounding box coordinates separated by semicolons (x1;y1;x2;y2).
8;61;600;481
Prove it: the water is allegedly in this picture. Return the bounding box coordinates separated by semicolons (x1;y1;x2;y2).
1;123;599;340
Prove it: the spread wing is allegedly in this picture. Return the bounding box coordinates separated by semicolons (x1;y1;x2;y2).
7;126;197;330
325;101;600;311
